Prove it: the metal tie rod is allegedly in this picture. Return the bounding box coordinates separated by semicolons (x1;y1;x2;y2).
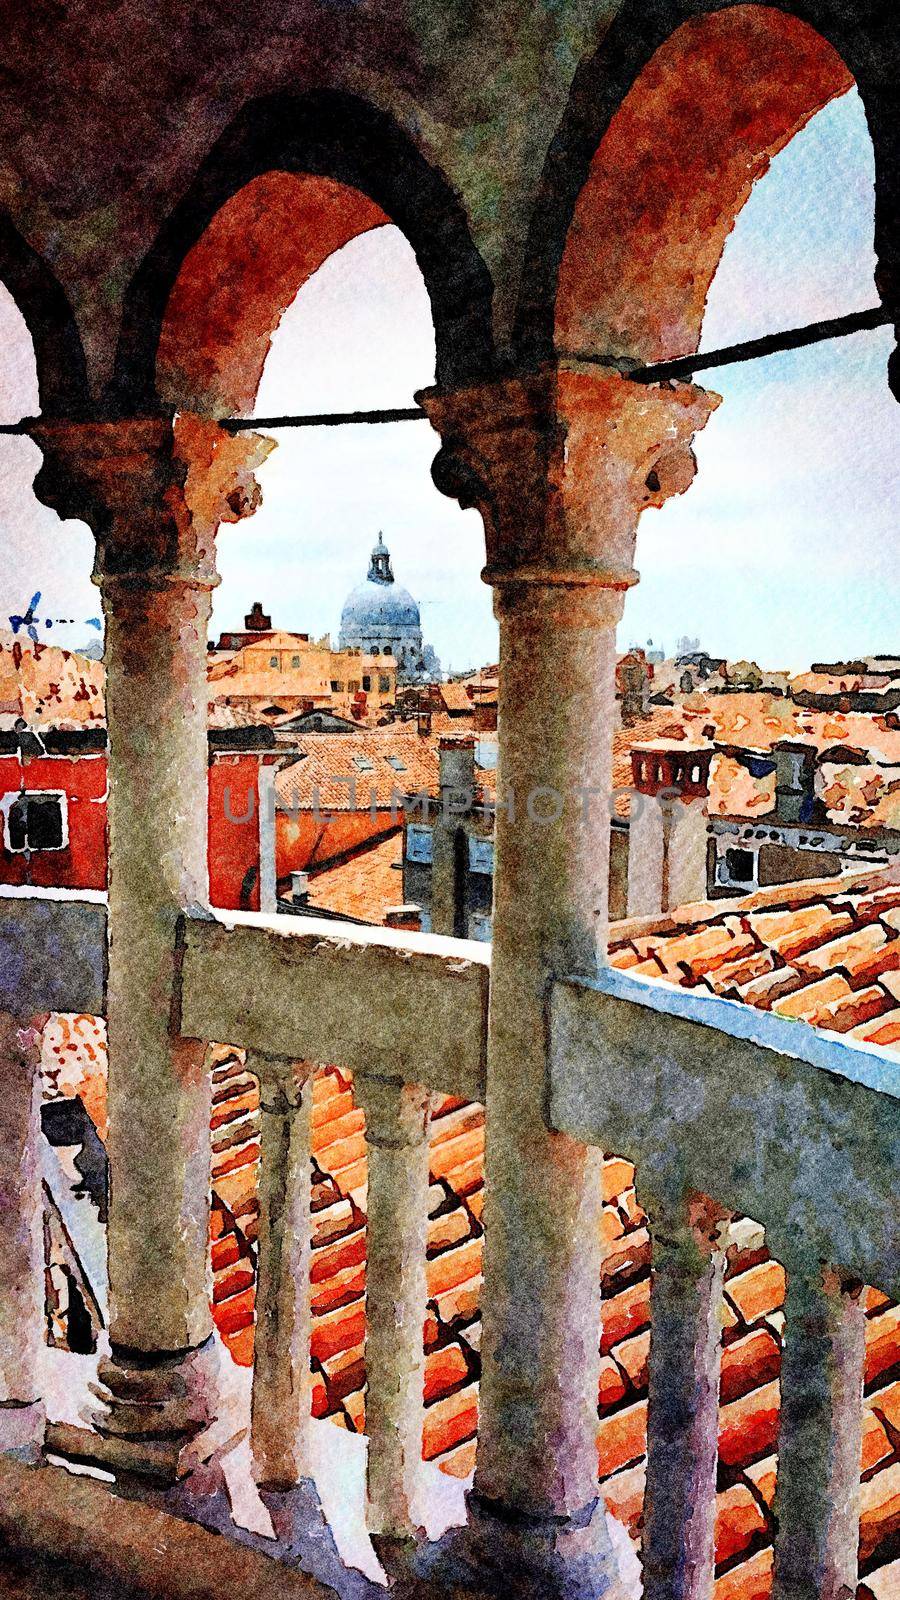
0;304;889;435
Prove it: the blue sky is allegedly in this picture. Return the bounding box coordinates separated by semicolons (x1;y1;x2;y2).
0;86;897;673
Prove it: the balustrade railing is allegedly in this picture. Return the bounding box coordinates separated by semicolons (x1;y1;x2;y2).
1;884;899;1596
550;963;900;1600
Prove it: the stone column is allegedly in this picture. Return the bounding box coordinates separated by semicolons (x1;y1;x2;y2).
772;1256;866;1600
642;1189;730;1600
249;1056;314;1490
355;1074;432;1540
33;414;272;1477
420;368;718;1595
0;1012;45;1453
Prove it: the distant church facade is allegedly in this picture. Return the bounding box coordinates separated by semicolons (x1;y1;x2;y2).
338;535;440;685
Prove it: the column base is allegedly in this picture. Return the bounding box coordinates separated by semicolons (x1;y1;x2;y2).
46;1337;227;1484
414;1490;641;1600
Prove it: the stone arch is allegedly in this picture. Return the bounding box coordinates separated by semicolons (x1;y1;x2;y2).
0;213;89;417
111;89;496;416
516;3;893;375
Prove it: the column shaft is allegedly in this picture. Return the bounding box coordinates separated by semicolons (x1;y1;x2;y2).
772;1261;865;1600
250;1060;314;1489
0;1012;45;1443
473;582;619;1525
357;1075;431;1538
30;414;275;1474
102;573;213;1358
642;1194;728;1600
418;368;718;1595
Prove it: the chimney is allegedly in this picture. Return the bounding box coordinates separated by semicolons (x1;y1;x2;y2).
257;757;279;914
627;744;712;916
432;735;476;936
417;707;432;737
290;870;310;905
438;734;476;799
771;740;817;824
385;904;422;932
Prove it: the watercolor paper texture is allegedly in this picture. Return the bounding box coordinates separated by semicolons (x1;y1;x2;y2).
0;4;897;1597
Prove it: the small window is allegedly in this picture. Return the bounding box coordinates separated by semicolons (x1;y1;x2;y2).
383;645;393;656
269;655;279;669
5;792;66;852
379;675;391;694
352;755;375;772
348;680;360;693
372;647;380;656
406;824;433;864
331;680;343;692
291;655;301;669
386;754;407;772
362;675;372;692
724;847;755;885
468;835;494;875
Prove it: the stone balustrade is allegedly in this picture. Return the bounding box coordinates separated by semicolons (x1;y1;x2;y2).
550;964;900;1600
1;881;899;1594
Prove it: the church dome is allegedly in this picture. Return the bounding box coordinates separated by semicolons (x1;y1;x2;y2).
339;580;421;635
338;535;421;639
338;535;439;685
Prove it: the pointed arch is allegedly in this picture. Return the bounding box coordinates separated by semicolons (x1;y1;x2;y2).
111;89;496;416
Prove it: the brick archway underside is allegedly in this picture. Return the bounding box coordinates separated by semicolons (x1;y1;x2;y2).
157;172;390;417
555;5;855;367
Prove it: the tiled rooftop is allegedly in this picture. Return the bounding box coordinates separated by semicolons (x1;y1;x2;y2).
608;862;900;1044
0;636;105;729
304;832;404;924
275;732;441;812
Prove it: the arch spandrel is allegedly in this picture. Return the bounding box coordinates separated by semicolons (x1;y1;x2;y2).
112;89;497;417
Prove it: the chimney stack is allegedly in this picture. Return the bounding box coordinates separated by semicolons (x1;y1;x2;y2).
771;740;817;824
432;735;477;936
290;870;310;905
627;744;712;916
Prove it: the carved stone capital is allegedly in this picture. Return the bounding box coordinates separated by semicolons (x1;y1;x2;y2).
30;414;274;588
418;366;719;597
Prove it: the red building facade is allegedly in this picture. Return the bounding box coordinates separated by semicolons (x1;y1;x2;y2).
0;732;272;912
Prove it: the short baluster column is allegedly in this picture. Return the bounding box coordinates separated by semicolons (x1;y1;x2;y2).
249;1056;314;1490
642;1190;730;1600
0;1012;45;1452
356;1074;432;1540
772;1258;866;1600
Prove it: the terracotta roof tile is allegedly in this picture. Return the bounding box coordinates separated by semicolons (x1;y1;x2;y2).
712;1547;773;1600
714;1483;768;1569
650;918;758;980
791;922;900;985
859;1557;900;1599
860;1463;900;1568
600;1463;645;1536
745;902;855;960
596;1398;647;1476
718;1381;781;1468
304;831;404;924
